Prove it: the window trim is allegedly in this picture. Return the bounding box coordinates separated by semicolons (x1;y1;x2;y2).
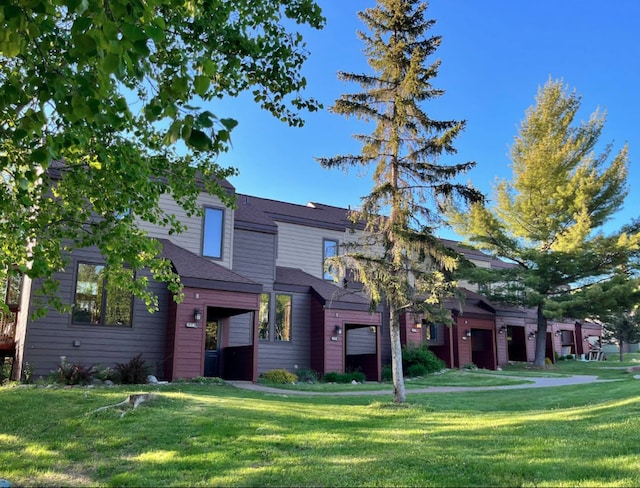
72;262;133;327
323;238;339;281
274;293;292;342
202;206;225;260
258;292;271;341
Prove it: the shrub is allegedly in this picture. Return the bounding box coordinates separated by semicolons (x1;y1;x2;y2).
295;368;318;383
115;354;150;384
382;364;393;381
406;364;429;377
260;369;298;384
462;363;478;370
0;357;12;384
94;365;119;382
321;371;366;383
53;357;96;385
402;343;445;375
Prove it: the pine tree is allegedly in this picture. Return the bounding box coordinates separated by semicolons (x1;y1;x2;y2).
602;312;640;362
317;0;483;402
450;79;640;367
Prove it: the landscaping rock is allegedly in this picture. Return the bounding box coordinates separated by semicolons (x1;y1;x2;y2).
626;366;640;373
103;380;114;387
147;374;159;384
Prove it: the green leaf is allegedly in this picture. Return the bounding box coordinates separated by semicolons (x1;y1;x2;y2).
220;118;239;131
74;33;96;54
32;148;49;164
145;24;165;43
121;23;146;42
103;53;120;74
194;75;210;96
165;120;182;145
201;59;216;76
187;129;211;150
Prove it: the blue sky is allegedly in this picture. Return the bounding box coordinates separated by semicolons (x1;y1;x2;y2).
213;0;640;240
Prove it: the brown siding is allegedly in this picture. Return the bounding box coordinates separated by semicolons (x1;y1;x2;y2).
257;292;312;375
496;316;527;366
232;229;276;283
169;288;259;380
24;248;169;380
322;308;381;377
310;297;326;375
454;315;496;370
399;312;423;347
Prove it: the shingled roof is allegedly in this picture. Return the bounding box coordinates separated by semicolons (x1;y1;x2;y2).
445;287;496;318
275;267;375;312
233;194;363;233
158;239;261;293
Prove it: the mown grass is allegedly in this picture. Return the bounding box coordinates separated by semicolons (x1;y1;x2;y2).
1;355;639;487
267;369;532;392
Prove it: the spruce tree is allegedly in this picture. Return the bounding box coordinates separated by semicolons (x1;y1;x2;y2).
317;0;483;402
450;79;640;367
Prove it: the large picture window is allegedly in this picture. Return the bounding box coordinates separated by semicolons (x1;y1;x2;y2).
258;293;270;340
323;239;338;280
73;263;132;326
202;207;224;258
275;294;292;341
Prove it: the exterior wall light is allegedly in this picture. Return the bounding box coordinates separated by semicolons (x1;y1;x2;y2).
498;326;507;334
528;331;536;341
194;308;202;322
555;330;562;337
462;329;471;340
335;325;343;336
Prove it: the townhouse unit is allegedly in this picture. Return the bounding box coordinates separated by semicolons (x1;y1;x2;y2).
1;178;601;382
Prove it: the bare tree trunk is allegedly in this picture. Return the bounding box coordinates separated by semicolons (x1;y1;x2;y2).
533;305;547;367
619;340;624;362
389;305;406;403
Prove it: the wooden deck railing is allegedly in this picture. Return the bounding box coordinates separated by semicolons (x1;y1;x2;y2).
0;311;16;350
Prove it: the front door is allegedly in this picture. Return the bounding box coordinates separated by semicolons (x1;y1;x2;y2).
204;316;220;377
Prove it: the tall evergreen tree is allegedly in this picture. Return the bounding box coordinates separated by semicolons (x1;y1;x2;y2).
317;0;483;403
601;311;640;362
450;79;640;367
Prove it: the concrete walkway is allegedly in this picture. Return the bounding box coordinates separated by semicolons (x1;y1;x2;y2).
226;374;615;396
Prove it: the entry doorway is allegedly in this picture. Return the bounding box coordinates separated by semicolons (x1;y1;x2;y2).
471;328;495;369
507;326;527;362
204;310;220;377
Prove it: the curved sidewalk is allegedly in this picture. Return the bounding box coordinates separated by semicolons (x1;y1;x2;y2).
226;374;614;396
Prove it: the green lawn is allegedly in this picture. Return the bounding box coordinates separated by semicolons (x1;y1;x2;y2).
264;369;533;392
1;355;639;487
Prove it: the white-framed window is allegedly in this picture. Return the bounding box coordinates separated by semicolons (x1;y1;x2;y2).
202;207;224;258
323;239;339;281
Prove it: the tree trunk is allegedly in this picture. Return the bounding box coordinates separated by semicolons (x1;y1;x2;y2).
389;305;406;403
533;305;547;367
619;340;624;362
